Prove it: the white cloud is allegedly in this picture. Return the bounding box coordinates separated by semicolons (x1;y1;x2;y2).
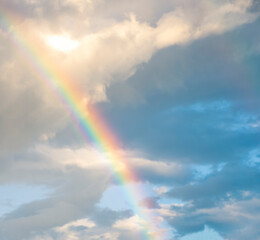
0;0;258;154
53;218;96;240
131;156;185;177
60;0;259;97
153;186;169;195
113;215;146;231
55;218;96;232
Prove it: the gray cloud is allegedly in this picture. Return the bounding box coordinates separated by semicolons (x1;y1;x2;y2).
99;17;260;164
168;163;260;208
0;147;110;240
166;195;260;239
160;159;260;239
90;208;131;227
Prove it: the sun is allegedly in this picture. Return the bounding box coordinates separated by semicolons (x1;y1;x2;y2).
46;35;79;53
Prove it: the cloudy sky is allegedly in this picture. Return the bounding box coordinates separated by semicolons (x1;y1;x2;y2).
1;0;260;239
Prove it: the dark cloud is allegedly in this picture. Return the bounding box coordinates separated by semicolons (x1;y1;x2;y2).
164;162;260;239
97;17;260;164
168;163;260;208
250;0;260;12
167;195;260;239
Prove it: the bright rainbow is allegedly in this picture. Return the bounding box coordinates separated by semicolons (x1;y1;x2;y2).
0;7;166;240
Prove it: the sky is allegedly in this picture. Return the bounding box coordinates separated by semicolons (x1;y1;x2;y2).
0;0;260;239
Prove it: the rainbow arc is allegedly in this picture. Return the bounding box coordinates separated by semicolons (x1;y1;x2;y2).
0;7;166;240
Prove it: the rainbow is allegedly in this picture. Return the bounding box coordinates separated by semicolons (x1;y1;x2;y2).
0;7;166;240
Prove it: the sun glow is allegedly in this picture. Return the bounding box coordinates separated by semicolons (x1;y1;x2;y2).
46;35;79;52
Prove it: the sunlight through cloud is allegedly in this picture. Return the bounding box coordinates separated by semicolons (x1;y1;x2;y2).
46;35;79;52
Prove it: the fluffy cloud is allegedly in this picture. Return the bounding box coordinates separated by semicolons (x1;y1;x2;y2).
0;144;187;239
101;16;260;163
0;146;110;240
